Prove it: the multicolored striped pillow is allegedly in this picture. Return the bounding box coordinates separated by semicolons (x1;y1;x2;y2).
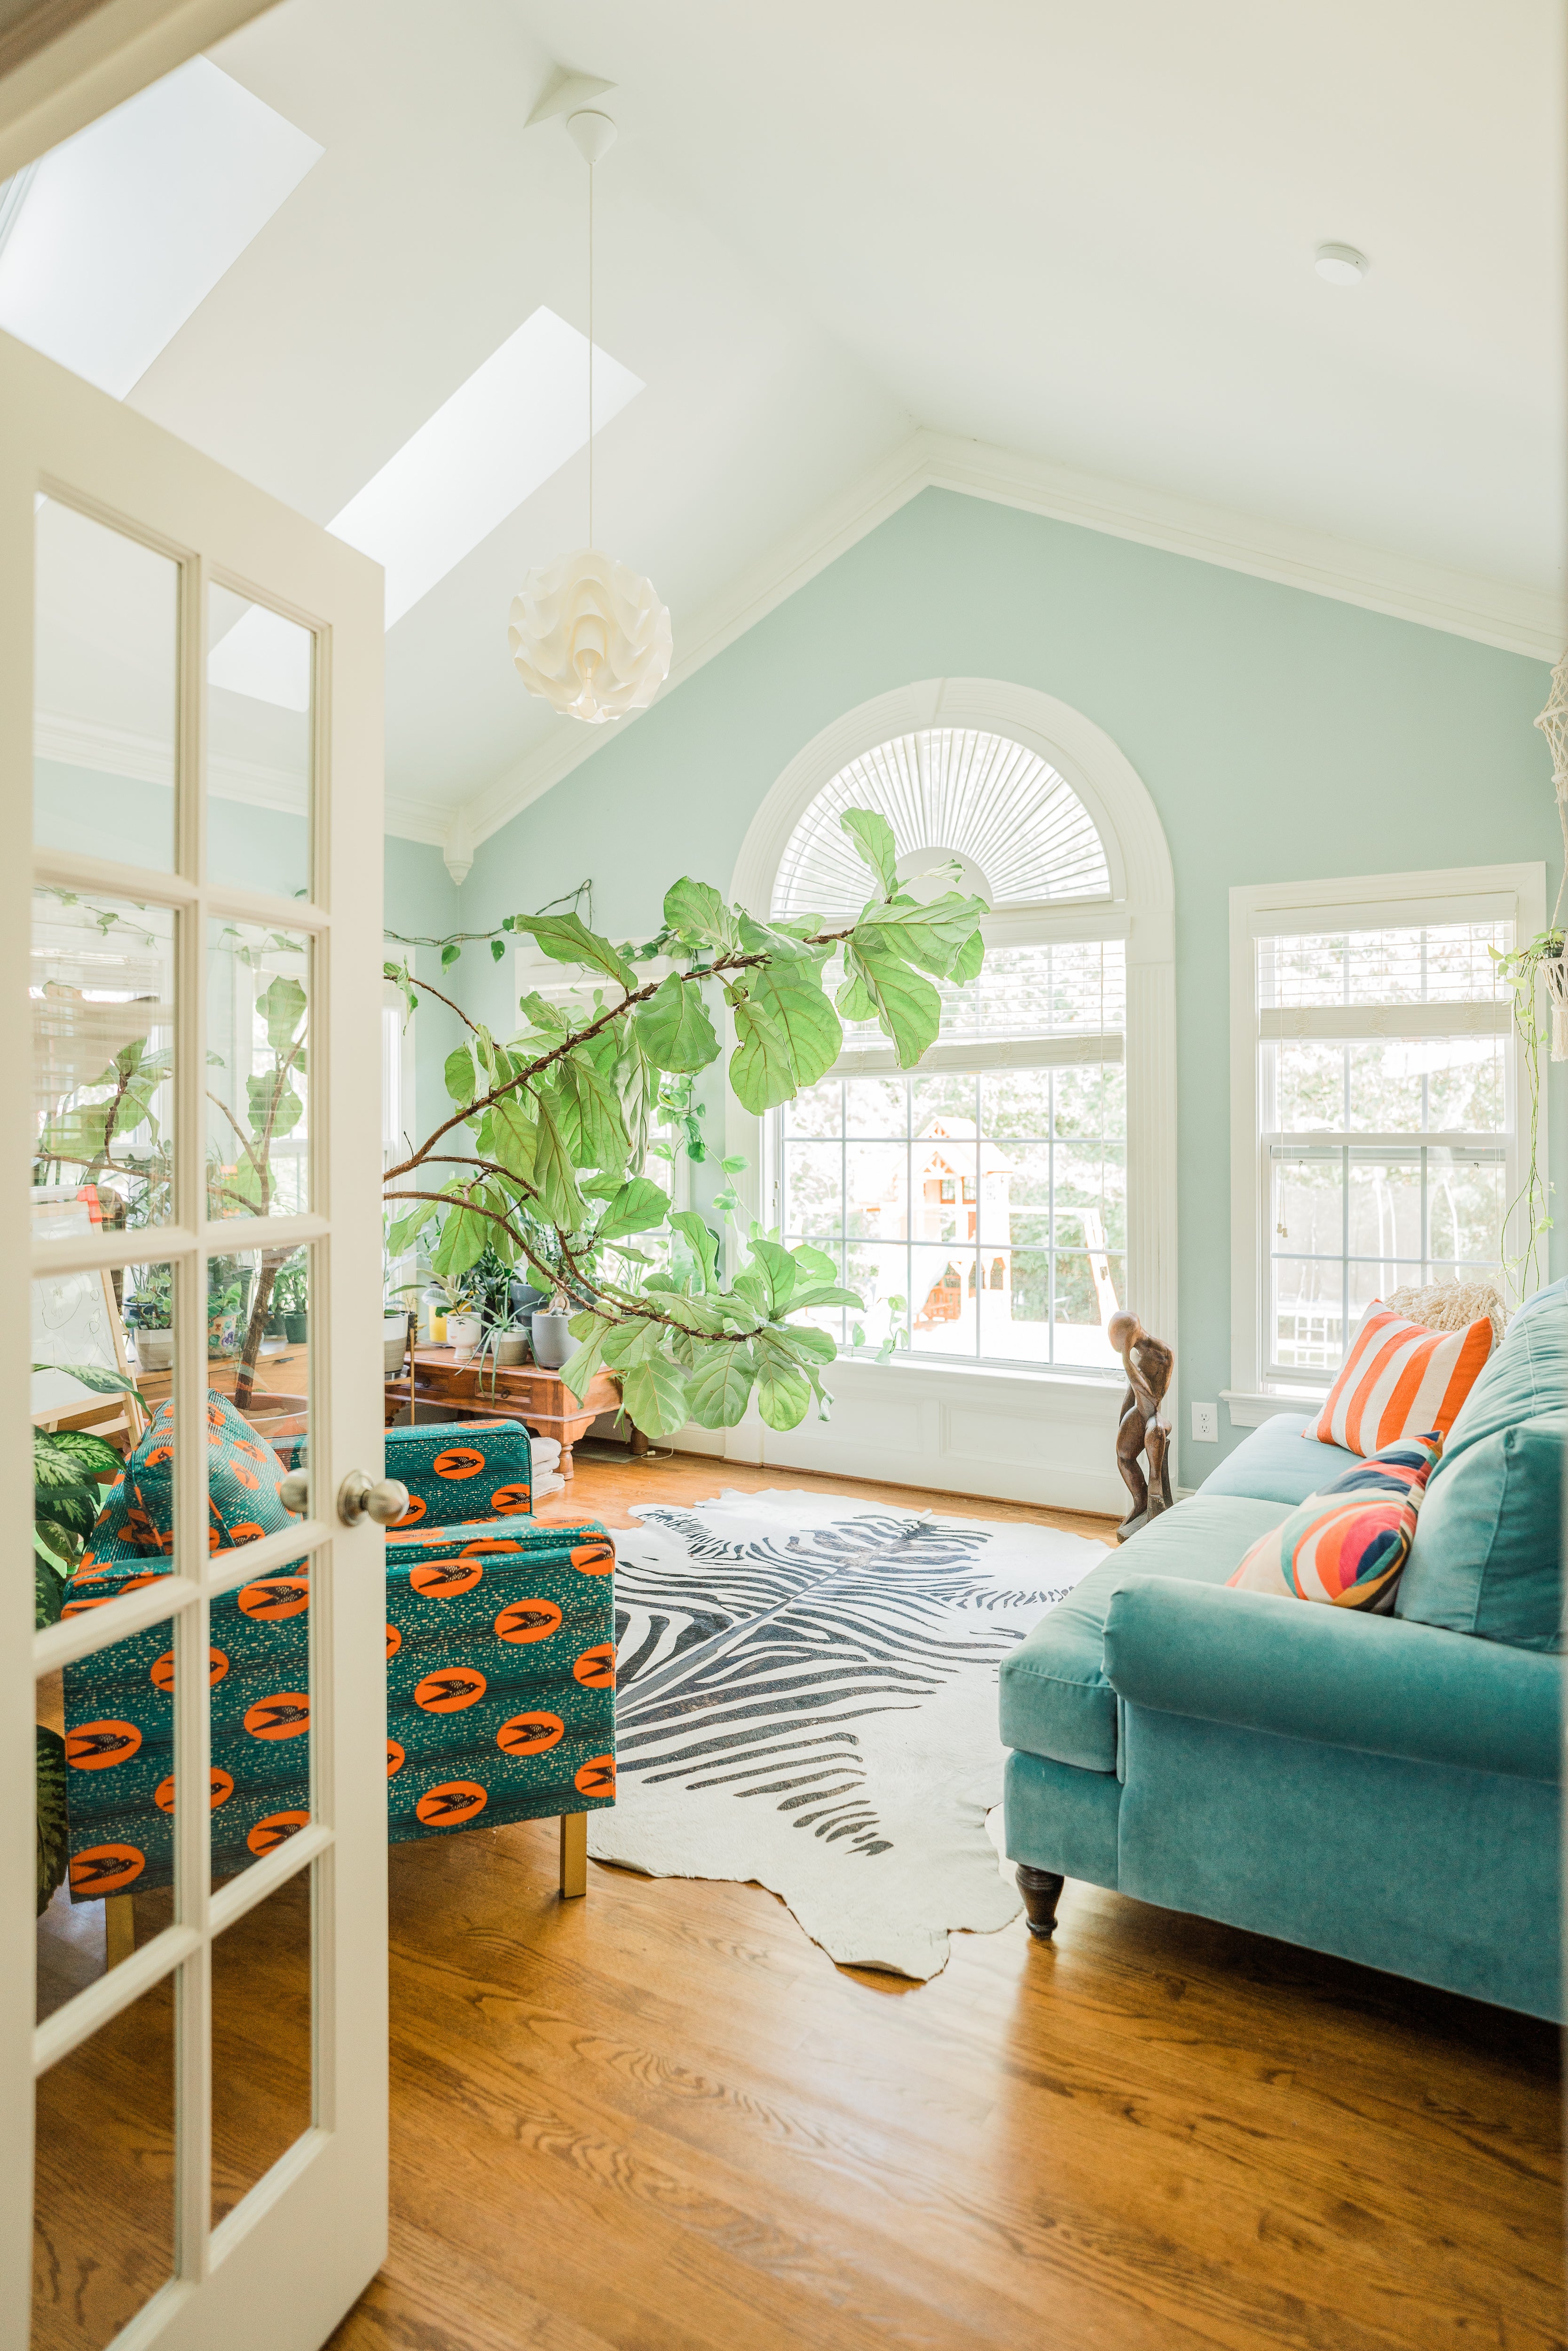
1312;1303;1491;1456
1227;1432;1442;1612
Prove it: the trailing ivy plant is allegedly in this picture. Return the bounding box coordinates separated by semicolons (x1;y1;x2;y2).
382;811;988;1440
1493;925;1563;1299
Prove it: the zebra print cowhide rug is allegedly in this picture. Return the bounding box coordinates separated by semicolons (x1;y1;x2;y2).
587;1488;1104;1979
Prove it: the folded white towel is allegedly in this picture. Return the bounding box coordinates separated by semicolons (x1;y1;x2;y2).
530;1436;562;1467
533;1470;566;1502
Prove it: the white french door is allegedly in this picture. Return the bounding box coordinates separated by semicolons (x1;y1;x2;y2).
1;328;390;2349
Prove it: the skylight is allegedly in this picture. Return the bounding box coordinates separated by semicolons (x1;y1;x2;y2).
0;57;320;399
327;306;643;627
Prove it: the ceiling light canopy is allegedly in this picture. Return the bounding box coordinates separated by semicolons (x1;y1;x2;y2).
1314;242;1368;286
0;57;320;398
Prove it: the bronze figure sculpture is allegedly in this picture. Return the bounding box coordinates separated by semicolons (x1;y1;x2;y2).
1108;1310;1173;1542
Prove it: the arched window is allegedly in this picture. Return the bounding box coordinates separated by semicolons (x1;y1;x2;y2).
729;680;1175;1399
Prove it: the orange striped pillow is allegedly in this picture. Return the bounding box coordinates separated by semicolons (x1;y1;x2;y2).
1313;1303;1492;1456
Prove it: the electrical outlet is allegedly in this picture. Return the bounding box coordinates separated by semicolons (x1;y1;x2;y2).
1191;1402;1219;1444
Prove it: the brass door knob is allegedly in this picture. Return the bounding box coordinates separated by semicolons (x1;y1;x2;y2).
338;1470;410;1528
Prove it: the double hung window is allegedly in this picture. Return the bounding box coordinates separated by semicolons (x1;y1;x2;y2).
1229;868;1538;1408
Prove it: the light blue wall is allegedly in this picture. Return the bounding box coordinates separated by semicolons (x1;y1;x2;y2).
384;836;464;1158
423;487;1561;1467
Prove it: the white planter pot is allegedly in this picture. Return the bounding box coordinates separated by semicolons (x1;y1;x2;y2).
530;1311;574;1370
383;1315;409;1378
493;1331;528;1365
134;1330;174;1372
446;1313;482;1363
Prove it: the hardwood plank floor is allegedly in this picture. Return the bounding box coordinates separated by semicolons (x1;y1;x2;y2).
330;1453;1565;2351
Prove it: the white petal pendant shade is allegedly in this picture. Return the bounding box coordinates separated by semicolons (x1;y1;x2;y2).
508;546;672;724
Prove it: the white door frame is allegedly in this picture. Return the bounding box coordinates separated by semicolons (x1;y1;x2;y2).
0;0;283;180
2;328;389;2351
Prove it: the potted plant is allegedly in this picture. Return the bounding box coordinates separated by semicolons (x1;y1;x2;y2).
125;1262;174;1372
530;1286;576;1370
272;1252;309;1344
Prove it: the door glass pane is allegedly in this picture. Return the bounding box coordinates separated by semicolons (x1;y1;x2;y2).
34;497;178;874
211;1545;313;1896
207;585;313;902
52;1620;181;2003
211;1867;314;2227
206;921;311;1220
37;1255;178;1631
32;891;176;1228
206;1242;311;1463
32;1978;176;2349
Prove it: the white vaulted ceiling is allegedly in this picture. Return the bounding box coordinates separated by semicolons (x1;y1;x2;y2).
16;0;1566;858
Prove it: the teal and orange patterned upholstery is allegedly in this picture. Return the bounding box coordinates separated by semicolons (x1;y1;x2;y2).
62;1397;614;1901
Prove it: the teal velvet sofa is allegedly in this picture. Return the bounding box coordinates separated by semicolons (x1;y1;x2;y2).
1001;1284;1564;2020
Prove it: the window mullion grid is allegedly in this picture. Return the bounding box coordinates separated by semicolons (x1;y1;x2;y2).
904;1078;913;1354
1047;1067;1056;1366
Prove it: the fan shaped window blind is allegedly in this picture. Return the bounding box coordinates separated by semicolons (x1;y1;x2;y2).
771;729;1111;916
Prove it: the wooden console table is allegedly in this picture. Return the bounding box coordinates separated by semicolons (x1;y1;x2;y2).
383;1346;622;1479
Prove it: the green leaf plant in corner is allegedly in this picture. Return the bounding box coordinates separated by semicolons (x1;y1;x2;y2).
381;811;988;1442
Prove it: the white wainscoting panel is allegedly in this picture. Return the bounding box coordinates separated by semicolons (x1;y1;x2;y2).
665;1357;1128;1515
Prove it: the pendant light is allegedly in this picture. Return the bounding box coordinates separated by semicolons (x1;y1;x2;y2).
508;108;672;724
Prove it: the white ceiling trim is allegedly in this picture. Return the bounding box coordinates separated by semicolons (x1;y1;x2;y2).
410;425;1567;875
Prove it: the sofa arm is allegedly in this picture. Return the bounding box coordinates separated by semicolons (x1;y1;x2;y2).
1102;1576;1561;1785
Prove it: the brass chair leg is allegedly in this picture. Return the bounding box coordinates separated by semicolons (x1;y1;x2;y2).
104;1894;136;1968
559;1811;588;1900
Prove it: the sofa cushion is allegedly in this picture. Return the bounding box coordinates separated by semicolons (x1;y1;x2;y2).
998;1496;1288;1773
1396;1411;1565;1652
1226;1432;1441;1612
1431;1277;1568;1472
1198;1415;1358;1507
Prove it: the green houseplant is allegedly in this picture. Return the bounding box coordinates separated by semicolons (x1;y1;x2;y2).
1493;926;1563;1298
383;811;988;1440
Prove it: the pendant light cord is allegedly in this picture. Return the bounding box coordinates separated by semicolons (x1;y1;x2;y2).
587;156;594;550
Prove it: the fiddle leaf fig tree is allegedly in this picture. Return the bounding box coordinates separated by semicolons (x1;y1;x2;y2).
382;812;987;1440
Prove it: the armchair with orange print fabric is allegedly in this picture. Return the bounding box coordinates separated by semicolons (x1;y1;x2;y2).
62;1402;615;1940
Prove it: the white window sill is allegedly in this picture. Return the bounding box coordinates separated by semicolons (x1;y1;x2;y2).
831;1352;1122;1413
1222;1389;1328;1429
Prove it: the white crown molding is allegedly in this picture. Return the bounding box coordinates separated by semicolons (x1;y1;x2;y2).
400;426;1567;857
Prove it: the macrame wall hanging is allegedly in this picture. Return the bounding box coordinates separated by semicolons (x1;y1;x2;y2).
1534;651;1568;1055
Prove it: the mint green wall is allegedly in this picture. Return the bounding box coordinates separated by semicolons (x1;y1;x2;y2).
434;487;1561;1467
384;835;464;1160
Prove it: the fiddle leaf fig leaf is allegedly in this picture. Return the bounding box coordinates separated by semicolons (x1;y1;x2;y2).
840;807;898;899
853;891;991;978
728;990;796;1114
686;1344;756;1428
444;1045;478;1105
257;975;307;1054
633;975;718;1074
731;964;841;1112
559;1052;630;1175
670;1209;719;1293
662;878;735;949
510;911;635;991
754;1349;811;1432
844;937;941;1067
620;1349;690;1441
950;928;985;987
531;1094;587;1232
595;1176;672;1243
747;1237;799;1317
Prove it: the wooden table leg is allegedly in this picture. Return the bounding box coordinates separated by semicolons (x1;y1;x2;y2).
559;1812;587;1899
104;1894;136;1967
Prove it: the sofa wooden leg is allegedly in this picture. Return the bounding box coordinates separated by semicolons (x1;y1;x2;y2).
104;1894;136;1967
559;1812;588;1900
1016;1865;1065;1941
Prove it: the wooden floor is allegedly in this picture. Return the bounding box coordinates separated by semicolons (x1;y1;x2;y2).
327;1452;1566;2351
